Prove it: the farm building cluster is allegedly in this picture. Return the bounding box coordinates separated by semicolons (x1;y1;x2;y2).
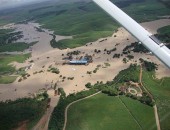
62;50;93;65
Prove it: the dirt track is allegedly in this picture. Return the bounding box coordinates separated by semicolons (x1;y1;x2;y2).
139;65;161;130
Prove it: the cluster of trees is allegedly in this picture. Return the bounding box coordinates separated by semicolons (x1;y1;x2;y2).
99;38;107;43
94;49;101;53
140;59;157;71
104;48;117;55
125;92;154;106
67;50;81;56
87;71;92;75
133;43;148;53
18;73;31;82
85;82;92;88
104;62;111;67
113;53;121;58
126;55;134;60
0;29;23;46
34;27;45;32
48;67;60;74
123;58;128;63
85;64;155;106
114;64;139;83
58;88;66;98
101;86;119;96
67;77;74;80
139;92;155;106
50;34;59;48
123;42;149;54
143;60;157;71
123;43;135;53
48;88;98;130
93;67;99;73
86;81;119;96
155;25;170;47
0;92;49;130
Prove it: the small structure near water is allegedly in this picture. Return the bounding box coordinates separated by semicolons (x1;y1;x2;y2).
69;60;88;65
69;56;92;65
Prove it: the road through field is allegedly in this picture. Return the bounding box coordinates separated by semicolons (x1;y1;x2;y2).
140;65;161;130
63;91;101;130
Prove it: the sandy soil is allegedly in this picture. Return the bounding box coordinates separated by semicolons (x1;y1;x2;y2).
0;19;170;101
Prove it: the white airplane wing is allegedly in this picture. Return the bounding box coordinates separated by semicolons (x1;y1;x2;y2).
93;0;170;68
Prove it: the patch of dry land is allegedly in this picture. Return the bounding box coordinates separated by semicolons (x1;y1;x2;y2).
0;19;170;101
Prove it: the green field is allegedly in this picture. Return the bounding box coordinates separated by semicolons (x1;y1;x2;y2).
156;25;170;45
0;28;38;52
142;71;170;130
51;31;114;49
66;93;156;130
0;42;36;52
38;0;170;48
0;53;30;83
158;25;170;35
120;96;156;130
37;2;119;49
0;75;17;84
123;0;170;22
0;0;170;49
0;53;31;74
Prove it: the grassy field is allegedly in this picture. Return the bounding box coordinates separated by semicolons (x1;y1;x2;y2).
37;2;119;48
0;42;36;52
66;93;156;130
0;53;30;83
39;0;170;49
0;28;38;52
0;53;31;74
0;0;170;49
123;0;170;22
156;25;170;45
0;75;17;84
158;25;170;35
51;31;114;49
142;70;170;130
120;96;156;130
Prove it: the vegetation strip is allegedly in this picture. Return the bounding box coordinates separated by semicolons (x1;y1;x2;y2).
48;88;99;130
140;65;161;130
0;92;49;130
65;63;157;130
0;53;31;84
63;91;101;130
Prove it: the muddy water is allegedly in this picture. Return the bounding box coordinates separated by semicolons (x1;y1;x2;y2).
14;22;72;57
0;19;170;101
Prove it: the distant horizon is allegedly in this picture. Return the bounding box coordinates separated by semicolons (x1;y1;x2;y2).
0;0;50;10
0;0;90;10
